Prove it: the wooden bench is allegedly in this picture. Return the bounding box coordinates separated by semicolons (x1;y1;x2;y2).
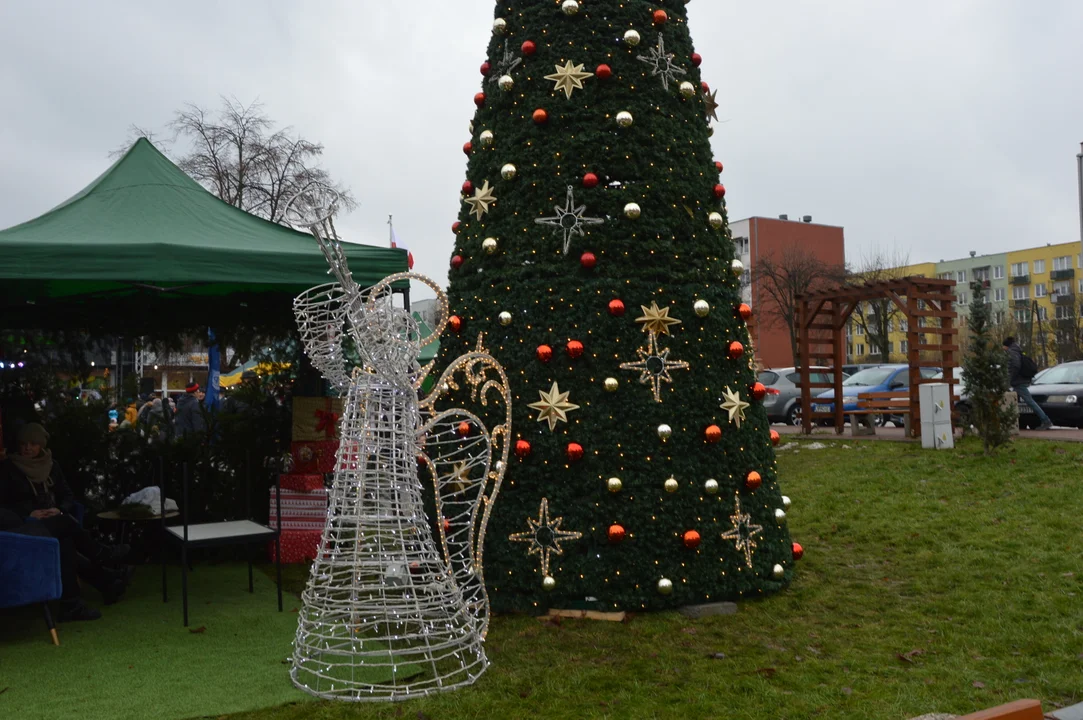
848;391;911;436
958;698;1043;720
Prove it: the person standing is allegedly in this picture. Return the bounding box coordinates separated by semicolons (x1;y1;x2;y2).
174;383;206;438
1003;337;1053;430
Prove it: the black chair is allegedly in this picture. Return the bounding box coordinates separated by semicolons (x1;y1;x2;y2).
160;456;282;626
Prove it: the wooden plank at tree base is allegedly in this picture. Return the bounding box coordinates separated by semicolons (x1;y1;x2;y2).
958;698;1043;720
546;609;627;622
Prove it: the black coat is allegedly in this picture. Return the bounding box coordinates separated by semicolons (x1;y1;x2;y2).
0;456;75;518
174;394;205;437
1006;344;1024;387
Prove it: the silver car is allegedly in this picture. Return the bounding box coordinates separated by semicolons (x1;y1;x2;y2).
759;366;848;426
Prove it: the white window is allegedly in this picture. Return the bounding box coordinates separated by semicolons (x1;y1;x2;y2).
957;292;968;305
1037;305;1048;321
741;269;750;286
994;287;1006;302
956;270;966;283
1034;284;1047;298
993;265;1005;279
1054;256;1072;271
994;311;1004;325
1078;278;1083;293
857;343;865;356
901;340;909;353
1011;261;1029;277
1056;305;1074;320
1014;309;1029;323
973;268;989;282
1034;259;1046;274
886;341;894;354
1012;285;1030;300
939;272;953;280
900;318;908;332
1054;281;1071;295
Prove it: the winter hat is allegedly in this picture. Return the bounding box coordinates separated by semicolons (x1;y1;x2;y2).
17;422;49;448
186;382;200;393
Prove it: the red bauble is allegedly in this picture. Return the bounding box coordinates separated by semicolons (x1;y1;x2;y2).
738;303;753;321
515;439;532;458
770;429;781;446
449;315;463;333
652;9;668;24
583;172;599;188
461;180;473;195
566;442;584;462
521;40;536;55
566;340;584;359
691;52;702;67
480;61;491;76
474;92;486;107
463;142;473;156
728;341;744;359
580;251;597;269
536;344;553;363
715;161;724;173
532;108;549;125
683;530;702;549
745;470;762;491
701;81;710;93
450;254;464;270
792;542;805;561
595;63;612;80
452;220;462;233
713;183;726;199
458;421;472;437
608;299;625;316
443;517;451;533
705;425;722;443
607;524;626;544
751;382;767;401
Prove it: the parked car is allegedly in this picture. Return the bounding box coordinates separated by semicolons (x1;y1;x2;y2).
813;364;941;426
841;362;882;377
758;367;848;426
1024;361;1083;428
946;366;1052;429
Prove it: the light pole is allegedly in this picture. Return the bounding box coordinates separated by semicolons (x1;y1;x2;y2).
1077;142;1083;244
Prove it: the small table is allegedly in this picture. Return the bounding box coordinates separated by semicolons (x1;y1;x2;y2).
98;509;179;545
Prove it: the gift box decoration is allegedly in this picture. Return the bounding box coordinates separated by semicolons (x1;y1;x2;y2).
269;488;328;531
279;473;324;492
291;396;345;442
267;529;322;563
291;440;340;474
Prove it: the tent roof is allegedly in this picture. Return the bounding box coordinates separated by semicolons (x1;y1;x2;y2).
0;138;407;308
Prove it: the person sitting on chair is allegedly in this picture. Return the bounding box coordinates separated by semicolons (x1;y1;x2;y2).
0;423;131;621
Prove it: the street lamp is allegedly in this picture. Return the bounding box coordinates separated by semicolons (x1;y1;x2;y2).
1077;142;1083;244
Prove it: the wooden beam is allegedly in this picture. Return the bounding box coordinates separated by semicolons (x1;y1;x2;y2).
957;699;1043;720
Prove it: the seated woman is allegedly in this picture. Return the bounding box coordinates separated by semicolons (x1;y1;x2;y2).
0;423;130;621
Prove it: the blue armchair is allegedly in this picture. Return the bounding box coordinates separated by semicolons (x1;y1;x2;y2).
0;530;62;645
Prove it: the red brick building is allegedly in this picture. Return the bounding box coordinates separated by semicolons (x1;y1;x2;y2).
729;216;846;369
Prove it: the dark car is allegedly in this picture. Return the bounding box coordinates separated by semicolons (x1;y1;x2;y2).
1025;361;1083;428
758;367;848;426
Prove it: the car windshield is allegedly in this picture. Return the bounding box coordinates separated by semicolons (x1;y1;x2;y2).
1032;365;1083;385
842;367;896;387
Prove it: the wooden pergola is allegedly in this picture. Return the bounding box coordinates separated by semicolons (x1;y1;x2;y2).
795;277;958;438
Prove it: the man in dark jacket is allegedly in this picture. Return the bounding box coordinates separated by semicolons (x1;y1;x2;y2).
0;423;130;621
174;383;206;438
1003;337;1053;430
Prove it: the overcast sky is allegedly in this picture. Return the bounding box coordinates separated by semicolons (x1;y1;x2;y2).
2;1;1081;296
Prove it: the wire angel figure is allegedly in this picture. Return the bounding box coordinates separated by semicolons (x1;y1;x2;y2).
286;185;511;702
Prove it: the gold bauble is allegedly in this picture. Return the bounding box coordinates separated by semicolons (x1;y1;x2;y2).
482;237;498;254
694;299;710;318
493;18;507;34
772;564;785;580
657;423;672;441
561;0;579;14
664;477;679;493
479;129;494;146
708;211;724;229
657;578;673;595
704;478;719;494
679;81;696;98
607;477;623;493
498;74;514;91
500;163;517;180
498;311;512;326
707;125;714;137
731;258;745;276
624;202;641;219
542;575;557;591
616;111;634;128
624;29;641;46
604;377;619;392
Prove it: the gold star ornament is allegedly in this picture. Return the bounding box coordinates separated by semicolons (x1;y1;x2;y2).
635;301;682;336
528;381;580;431
720;493;764;569
508;497;582;576
464;179;497;221
544;60;594;99
703;88;719;122
619;332;690;403
720;386;750;428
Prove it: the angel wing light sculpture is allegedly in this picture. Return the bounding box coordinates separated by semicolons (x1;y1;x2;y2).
286;186;510;702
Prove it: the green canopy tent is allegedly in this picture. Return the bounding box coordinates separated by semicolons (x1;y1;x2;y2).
0;138;408;333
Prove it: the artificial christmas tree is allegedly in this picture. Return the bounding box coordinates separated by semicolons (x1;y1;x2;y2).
438;0;798;613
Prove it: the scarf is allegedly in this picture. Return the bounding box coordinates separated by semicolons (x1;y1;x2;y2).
10;449;55;495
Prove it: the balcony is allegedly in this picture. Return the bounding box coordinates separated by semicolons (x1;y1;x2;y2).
1010;275;1030;285
1054;292;1076;305
1011;299;1031;309
1052;268;1076;281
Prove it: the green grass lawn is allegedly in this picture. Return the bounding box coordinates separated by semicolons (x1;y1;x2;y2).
230;437;1082;719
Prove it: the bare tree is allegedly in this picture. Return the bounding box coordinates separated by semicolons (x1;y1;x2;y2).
114;97;355;225
755;245;846;366
847;248;911;362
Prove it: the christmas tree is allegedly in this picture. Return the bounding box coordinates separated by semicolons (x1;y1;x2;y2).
961;281;1015;453
436;0;798;613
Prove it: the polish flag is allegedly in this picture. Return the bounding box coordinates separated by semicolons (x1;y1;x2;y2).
390;226;415;270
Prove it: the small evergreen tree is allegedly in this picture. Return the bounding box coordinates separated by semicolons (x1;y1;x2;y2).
962;281;1015;453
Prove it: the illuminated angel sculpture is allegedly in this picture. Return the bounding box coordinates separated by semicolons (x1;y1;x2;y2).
285;187;511;701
